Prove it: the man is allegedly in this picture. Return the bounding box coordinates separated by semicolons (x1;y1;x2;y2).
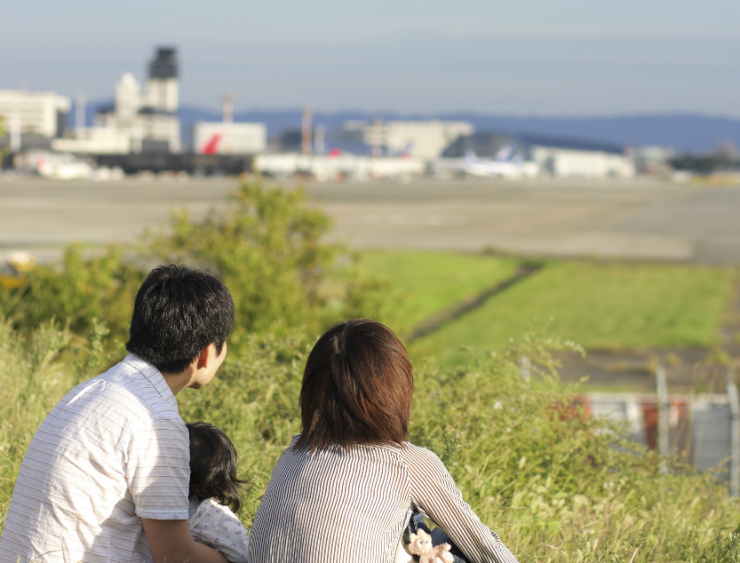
0;265;235;563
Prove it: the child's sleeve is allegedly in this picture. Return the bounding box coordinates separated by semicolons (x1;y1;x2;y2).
189;498;250;563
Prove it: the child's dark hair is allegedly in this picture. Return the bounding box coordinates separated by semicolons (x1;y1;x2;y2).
186;422;246;512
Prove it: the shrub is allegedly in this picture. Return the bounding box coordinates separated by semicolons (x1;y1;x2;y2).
0;244;143;346
408;336;739;561
145;183;341;346
0;317;112;528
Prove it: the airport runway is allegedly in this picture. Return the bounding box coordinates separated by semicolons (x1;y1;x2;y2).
2;176;740;264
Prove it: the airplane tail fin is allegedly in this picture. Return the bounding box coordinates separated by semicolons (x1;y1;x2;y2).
201;133;222;155
494;143;515;162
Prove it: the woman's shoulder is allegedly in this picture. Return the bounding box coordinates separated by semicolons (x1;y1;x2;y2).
397;442;446;470
352;441;442;463
280;437;445;470
399;441;440;456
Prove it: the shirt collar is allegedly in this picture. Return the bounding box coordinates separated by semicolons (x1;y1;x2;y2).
122;353;179;411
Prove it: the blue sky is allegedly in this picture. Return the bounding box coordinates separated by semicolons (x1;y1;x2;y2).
2;0;739;116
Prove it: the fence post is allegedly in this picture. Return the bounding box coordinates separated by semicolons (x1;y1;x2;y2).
656;364;669;473
728;363;740;497
519;356;531;382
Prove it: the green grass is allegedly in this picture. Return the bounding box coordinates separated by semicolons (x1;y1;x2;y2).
339;250;520;336
412;260;736;367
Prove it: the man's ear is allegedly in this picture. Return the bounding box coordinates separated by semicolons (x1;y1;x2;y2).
196;343;215;369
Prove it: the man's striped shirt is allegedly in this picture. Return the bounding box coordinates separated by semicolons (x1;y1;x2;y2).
0;355;191;563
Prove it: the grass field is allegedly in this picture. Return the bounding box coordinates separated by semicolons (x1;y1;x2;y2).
338;250;520;336
348;255;737;367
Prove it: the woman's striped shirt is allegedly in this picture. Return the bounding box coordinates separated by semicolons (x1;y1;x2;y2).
248;437;518;563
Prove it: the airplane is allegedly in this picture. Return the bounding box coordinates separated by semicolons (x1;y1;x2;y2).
463;148;525;178
493;143;515;162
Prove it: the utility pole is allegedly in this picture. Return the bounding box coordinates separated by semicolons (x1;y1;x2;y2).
222;93;233;155
656;363;669;474
728;362;740;497
75;93;86;139
301;107;312;155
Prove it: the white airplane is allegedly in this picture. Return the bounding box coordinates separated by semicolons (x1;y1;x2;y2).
463;147;525;178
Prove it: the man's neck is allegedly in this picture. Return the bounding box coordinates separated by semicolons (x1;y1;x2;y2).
160;368;194;396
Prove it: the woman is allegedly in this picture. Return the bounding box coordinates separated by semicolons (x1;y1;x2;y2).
248;319;518;563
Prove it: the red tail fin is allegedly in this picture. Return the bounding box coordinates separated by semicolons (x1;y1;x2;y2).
201;133;222;154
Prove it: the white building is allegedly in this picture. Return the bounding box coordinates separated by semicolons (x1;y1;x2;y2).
194;122;267;154
529;141;635;179
255;153;425;182
0;90;71;139
360;120;474;160
53;47;181;154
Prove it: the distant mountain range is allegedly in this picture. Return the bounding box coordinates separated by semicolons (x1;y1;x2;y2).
72;102;740;154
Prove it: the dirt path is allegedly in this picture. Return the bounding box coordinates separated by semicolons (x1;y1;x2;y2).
407;262;542;340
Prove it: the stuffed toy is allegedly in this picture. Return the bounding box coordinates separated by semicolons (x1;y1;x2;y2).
406;528;454;563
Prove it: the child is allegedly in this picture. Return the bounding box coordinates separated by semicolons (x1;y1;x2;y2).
186;422;250;563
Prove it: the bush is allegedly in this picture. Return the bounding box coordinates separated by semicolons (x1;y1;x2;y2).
408;336;739;561
0;183;390;354
0;244;144;347
146;183;342;347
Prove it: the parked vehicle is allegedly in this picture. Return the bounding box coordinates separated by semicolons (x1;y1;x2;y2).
0;252;36;290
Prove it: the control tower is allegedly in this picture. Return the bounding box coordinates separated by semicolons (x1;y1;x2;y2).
51;46;182;153
146;47;178;112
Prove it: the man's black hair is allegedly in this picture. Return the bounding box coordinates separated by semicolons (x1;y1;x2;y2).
186;422;246;512
126;265;235;374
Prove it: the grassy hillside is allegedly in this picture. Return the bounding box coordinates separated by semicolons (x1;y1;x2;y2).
1;320;737;562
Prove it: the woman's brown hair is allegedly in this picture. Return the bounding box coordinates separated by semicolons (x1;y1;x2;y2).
296;319;414;451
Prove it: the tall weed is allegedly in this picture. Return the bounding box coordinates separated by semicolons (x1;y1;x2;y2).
0;316;119;528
